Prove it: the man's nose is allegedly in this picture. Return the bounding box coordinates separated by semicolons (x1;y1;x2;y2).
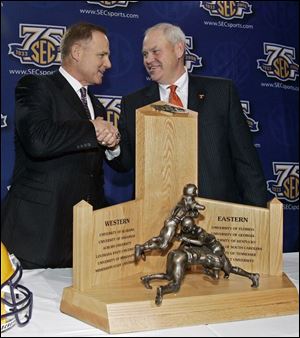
105;57;112;69
144;53;154;64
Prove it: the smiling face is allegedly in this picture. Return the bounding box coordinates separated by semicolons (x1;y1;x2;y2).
72;31;111;86
142;28;185;85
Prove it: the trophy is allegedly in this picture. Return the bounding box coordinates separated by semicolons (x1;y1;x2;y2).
60;102;298;334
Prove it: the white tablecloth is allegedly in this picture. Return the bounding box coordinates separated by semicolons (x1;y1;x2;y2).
3;253;299;337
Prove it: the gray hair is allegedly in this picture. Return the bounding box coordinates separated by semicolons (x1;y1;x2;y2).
144;23;186;47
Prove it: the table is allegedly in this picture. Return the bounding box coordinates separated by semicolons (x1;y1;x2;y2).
3;253;299;337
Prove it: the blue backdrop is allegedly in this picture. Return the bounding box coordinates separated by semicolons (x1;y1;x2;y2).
1;1;299;252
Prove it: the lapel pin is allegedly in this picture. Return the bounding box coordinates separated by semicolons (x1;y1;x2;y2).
198;94;205;100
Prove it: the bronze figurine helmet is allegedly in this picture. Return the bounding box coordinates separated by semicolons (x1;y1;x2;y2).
183;183;198;197
181;216;195;233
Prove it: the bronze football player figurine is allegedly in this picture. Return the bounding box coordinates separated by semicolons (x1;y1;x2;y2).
141;216;260;305
134;183;205;262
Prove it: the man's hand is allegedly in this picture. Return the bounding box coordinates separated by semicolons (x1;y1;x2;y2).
90;117;121;148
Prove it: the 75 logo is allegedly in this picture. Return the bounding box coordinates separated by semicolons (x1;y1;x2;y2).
267;162;299;203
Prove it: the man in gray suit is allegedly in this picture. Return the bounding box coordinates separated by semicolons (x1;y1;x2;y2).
1;23;120;268
109;23;267;207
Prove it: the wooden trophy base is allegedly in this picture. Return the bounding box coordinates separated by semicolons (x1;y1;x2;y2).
60;272;298;334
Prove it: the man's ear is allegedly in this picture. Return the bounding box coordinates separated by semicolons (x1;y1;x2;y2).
175;41;185;59
70;43;82;62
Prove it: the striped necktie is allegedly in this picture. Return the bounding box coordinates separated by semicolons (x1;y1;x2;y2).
80;87;91;119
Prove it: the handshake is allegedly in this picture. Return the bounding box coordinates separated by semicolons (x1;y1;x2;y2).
90;117;121;149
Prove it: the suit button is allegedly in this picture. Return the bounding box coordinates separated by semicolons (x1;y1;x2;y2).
90;173;94;178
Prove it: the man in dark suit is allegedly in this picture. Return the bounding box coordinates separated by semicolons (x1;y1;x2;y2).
1;23;120;268
109;23;267;208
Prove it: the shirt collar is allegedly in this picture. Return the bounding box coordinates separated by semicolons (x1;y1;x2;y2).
59;66;87;93
159;67;188;93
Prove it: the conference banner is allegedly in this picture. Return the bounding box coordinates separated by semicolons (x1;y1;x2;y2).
1;1;298;251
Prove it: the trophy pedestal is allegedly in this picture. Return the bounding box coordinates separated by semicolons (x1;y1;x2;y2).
61;272;298;334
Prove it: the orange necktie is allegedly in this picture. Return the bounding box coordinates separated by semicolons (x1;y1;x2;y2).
168;85;183;107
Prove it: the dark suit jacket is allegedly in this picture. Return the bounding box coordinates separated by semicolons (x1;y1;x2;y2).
109;75;268;207
1;72;107;268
